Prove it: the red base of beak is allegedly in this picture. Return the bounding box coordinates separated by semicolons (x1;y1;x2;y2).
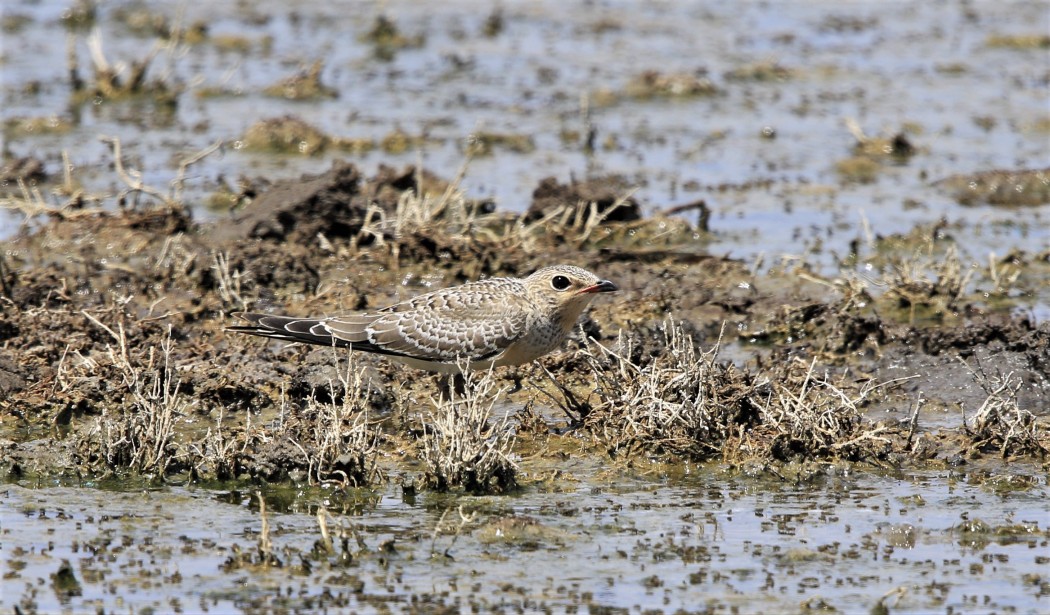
579;280;618;294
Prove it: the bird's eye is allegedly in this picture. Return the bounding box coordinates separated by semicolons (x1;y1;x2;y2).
550;275;571;291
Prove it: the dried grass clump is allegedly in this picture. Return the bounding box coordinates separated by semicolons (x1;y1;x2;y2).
76;320;192;475
240;115;332;155
70;29;180;106
271;351;384;486
263;60;337;100
570;320;759;461
211;250;254;312
962;362;1048;459
186;350;385;485
568;320;906;464
841;232;1027;327
354;176;502;253
352;167;695;272
748;359;899;462
936;167;1050;206
188;405;255;481
625;70;719;98
882;244;973;313
420;367;518;493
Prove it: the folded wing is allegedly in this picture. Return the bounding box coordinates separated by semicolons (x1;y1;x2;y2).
325;283;531;362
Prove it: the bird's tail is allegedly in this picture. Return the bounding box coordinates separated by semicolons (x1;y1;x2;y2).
227;312;350;348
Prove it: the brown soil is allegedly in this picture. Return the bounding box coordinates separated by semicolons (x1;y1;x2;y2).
1;162;1047;488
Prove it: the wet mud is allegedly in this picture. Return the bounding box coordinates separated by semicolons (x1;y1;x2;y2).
2;158;1046;484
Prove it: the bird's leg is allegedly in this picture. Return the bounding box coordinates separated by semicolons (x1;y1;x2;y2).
435;373;466;403
507;368;523;394
437;374;451;402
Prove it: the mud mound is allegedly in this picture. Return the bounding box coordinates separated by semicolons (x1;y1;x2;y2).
211;161;365;243
936;167;1050;206
209;162;468;246
527;175;642;223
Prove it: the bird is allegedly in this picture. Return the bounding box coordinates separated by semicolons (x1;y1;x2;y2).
228;265;618;374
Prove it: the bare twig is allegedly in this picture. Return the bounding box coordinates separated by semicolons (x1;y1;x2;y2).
171;140;223;202
100;135;170;207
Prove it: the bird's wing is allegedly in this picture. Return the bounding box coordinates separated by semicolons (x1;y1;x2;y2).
323;281;532;362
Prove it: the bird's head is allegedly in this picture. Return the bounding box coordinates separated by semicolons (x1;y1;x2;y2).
525;265;618;324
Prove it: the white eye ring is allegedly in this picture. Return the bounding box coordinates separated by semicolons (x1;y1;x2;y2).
550;275;571;291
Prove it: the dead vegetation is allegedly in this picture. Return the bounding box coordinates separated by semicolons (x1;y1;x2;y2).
552;320;911;465
275;351;385;487
420;366;518;493
263;60;337;101
856;226;1031;323
961;360;1049;459
835;119;916;183
363;14;425;60
0;135;216;233
185;348;390;486
624;70;720;99
69;28;181;107
748;358;905;462
571;321;756;460
935;167;1050;207
880;244;973;315
74;319;191;476
240;115;332;155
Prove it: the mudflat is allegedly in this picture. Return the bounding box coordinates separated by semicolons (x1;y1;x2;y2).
2;2;1047;612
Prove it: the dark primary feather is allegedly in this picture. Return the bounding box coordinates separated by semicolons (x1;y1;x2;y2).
228;314;347;347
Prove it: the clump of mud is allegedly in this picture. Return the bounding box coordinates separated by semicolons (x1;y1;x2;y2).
935;167;1050;206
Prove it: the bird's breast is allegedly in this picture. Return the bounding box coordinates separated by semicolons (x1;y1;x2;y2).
494;317;566;367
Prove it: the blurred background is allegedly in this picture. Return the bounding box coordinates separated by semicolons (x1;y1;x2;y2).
3;0;1048;272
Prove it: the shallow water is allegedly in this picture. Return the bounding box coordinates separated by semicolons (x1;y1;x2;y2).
4;467;1048;613
3;0;1048;272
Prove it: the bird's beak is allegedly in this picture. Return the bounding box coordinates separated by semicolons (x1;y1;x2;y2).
578;279;618;294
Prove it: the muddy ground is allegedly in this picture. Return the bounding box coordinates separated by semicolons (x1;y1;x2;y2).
1;161;1047;489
